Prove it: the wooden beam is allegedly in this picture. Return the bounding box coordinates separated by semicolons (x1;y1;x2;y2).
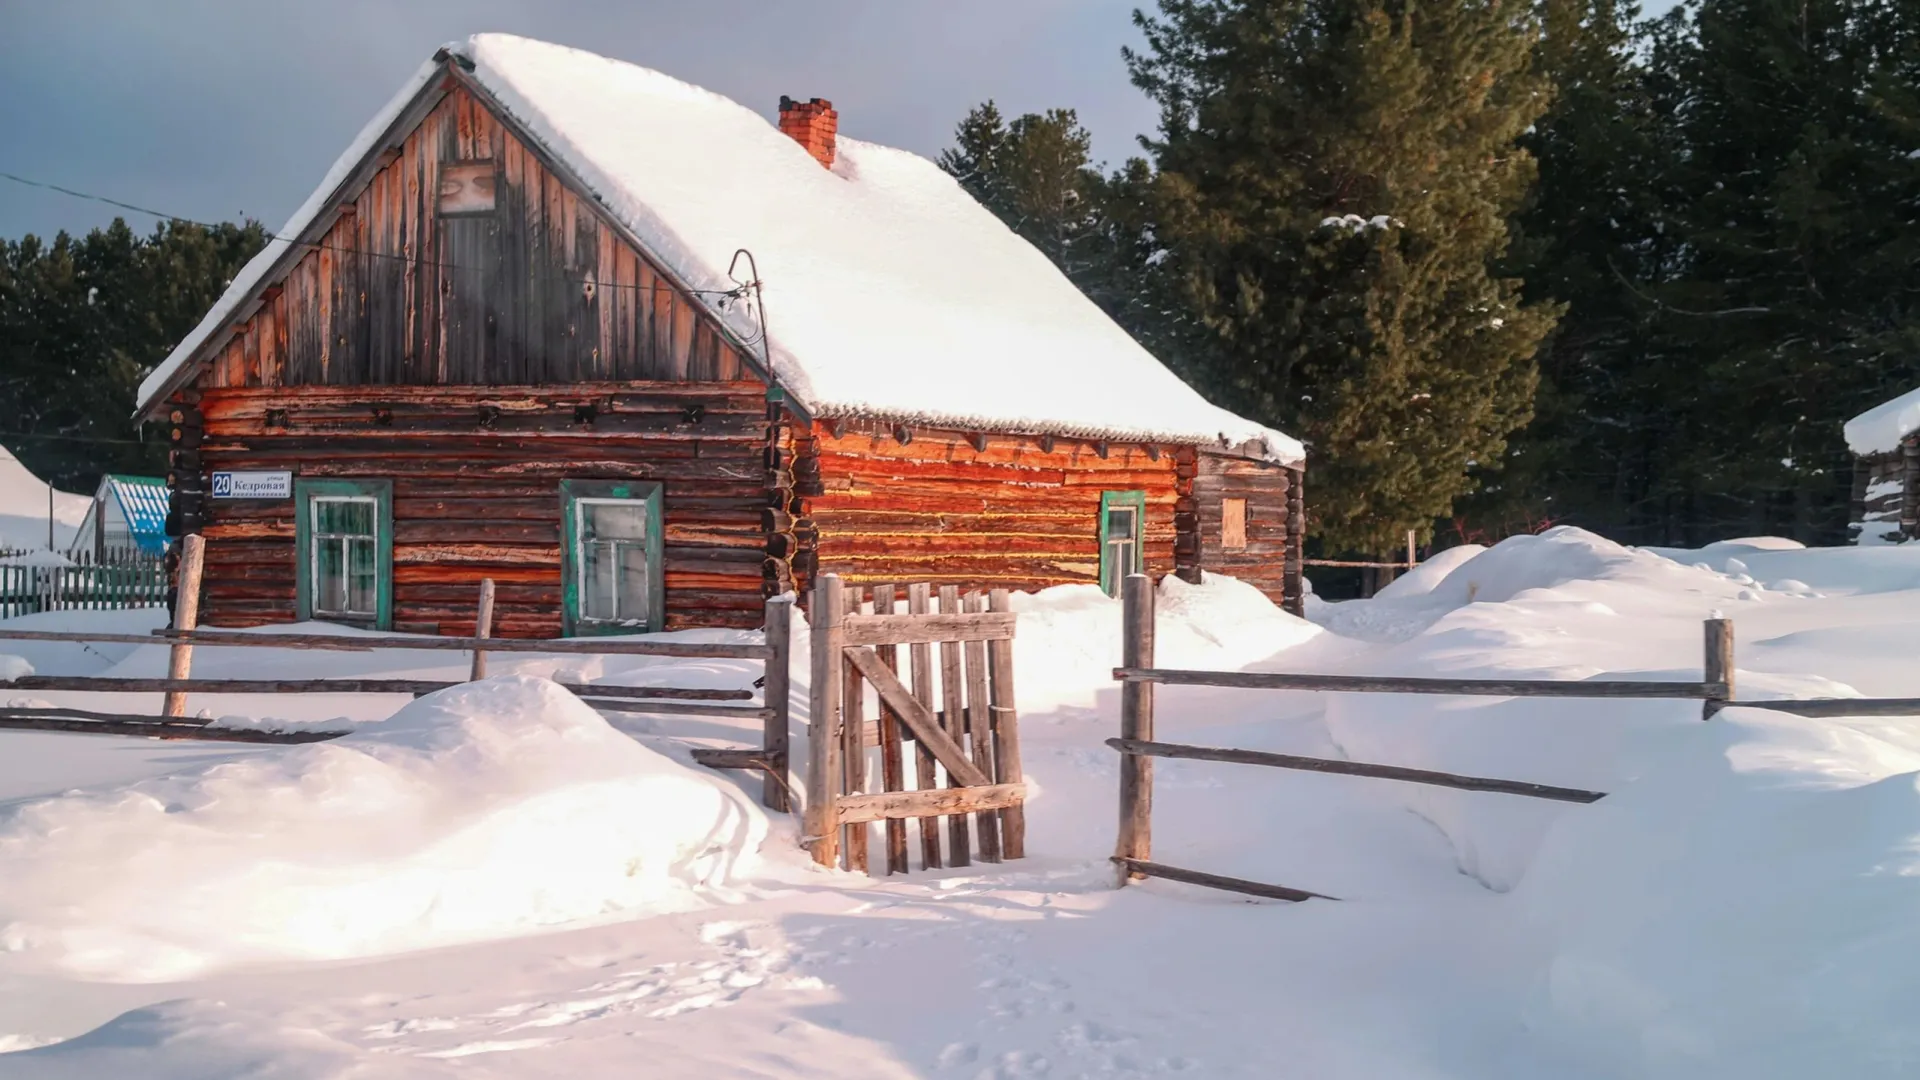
1116;573;1155;883
147;630;774;660
470;578;496;680
162;534;204;718
2;676;752;701
1113;667;1717;700
1112;857;1338;903
1703;617;1734;719
690;747;773;771
836;782;1026;825
1108;738;1607;803
987;588;1026;859
0;709;346;744
577;699;775;720
806;574;844;868
844;646;990;786
762;595;794;812
1739;698;1920;717
839;611;1017;646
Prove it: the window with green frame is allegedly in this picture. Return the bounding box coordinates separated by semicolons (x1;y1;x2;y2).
1099;490;1147;597
295;478;392;628
561;480;664;635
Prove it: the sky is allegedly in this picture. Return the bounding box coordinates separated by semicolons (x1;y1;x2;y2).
0;0;1162;241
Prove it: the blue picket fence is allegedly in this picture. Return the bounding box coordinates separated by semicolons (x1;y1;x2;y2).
0;550;168;619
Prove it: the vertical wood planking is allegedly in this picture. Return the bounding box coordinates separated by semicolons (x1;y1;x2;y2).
872;583;908;874
805;574;844;868
937;584;971;867
907;582;942;869
840;586;869;872
962;590;1002;861
987;588;1025;859
1116;573;1156;883
762;595;793;812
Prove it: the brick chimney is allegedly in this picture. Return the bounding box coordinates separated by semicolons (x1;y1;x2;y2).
778;96;838;169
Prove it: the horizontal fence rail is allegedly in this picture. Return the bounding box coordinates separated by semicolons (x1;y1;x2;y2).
1111;574;1727;905
0;552;795;797
1113;667;1723;700
1108;738;1607;804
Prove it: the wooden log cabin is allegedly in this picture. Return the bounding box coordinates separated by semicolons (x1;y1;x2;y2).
137;35;1307;637
1846;385;1920;545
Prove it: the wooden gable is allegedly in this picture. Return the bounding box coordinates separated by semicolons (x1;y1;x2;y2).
195;80;758;392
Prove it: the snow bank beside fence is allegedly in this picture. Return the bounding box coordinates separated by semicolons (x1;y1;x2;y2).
1318;527;1858;889
0;676;767;981
1518;707;1920;1079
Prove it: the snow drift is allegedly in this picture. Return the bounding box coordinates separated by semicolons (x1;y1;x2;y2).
0;677;766;981
1519;707;1920;1079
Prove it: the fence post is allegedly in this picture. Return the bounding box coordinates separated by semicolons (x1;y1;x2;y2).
763;593;794;813
469;578;496;680
1406;529;1417;570
1116;572;1156;885
1703;617;1734;720
805;573;844;868
162;534;205;719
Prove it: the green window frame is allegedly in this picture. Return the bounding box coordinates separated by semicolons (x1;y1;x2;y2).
1099;490;1147;597
561;480;665;636
294;478;393;629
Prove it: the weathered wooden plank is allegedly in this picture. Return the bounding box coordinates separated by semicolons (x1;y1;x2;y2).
1116;574;1155;883
937;584;971;866
843;646;990;787
841;586;869;874
836;783;1026;826
1107;738;1608;804
806;575;844;869
907;582;941;870
962;590;1001;862
1111;667;1717;700
762;596;794;812
873;584;908;874
987;588;1025;860
1111;858;1337;903
689;746;772;771
0;710;347;744
141;629;772;658
839;611;1017;646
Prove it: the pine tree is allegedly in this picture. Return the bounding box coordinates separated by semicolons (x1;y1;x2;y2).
1650;0;1920;543
0;217;267;490
1129;0;1561;555
1469;0;1686;541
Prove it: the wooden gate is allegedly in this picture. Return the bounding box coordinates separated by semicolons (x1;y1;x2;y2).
805;573;1027;874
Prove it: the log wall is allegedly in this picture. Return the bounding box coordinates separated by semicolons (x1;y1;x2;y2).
192;83;750;391
801;422;1182;591
1852;439;1918;545
189;383;771;635
1192;453;1299;607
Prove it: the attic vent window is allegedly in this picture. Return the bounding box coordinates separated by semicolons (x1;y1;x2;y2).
438;161;496;215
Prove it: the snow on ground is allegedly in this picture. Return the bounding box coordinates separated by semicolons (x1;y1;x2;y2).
3;529;1920;1077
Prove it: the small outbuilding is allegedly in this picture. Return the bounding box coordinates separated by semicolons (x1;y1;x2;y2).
1845;387;1920;545
137;34;1306;636
68;475;171;558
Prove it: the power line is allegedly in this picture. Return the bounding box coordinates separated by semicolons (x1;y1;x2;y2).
0;170;759;306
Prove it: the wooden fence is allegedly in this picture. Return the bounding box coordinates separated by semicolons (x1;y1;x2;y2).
802;573;1026;876
0;550;167;618
1110;572;1735;902
0;536;793;810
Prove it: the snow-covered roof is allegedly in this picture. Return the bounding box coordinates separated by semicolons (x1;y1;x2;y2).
138;34;1302;464
1845;386;1920;456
